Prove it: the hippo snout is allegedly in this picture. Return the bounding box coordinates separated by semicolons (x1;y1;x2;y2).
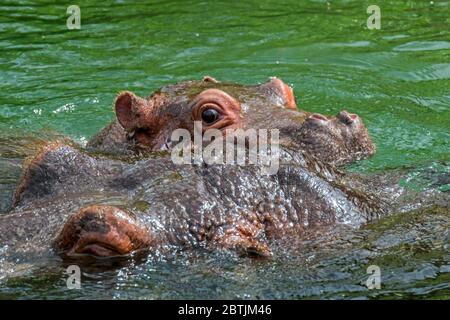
54;205;152;258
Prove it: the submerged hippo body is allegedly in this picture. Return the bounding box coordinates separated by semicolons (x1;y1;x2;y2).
2;142;382;259
1;77;381;261
88;77;375;166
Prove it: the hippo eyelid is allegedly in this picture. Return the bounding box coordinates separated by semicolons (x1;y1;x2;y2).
200;102;223;113
189;89;241;112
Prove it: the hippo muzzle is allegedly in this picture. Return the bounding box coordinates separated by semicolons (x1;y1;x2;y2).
54;205;152;258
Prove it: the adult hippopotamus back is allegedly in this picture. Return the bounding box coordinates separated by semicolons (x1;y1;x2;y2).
1;140;382;261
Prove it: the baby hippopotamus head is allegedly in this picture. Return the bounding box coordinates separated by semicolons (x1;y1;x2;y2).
89;76;375;165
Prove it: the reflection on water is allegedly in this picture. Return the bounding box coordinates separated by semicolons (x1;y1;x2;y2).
0;0;449;299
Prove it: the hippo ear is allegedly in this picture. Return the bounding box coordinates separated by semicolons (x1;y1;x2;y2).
260;77;297;110
202;75;219;83
115;91;147;130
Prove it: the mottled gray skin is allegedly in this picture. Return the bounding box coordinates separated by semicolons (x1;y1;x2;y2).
87;77;375;166
0;77;379;260
2;138;446;262
1;142;383;259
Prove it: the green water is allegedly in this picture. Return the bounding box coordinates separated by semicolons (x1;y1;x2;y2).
0;0;449;299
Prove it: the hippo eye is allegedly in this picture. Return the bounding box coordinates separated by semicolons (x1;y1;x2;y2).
201;108;220;124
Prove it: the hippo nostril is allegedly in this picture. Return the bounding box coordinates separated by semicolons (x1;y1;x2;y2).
76;242;122;257
54;205;153;258
309;113;328;122
338;111;355;125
